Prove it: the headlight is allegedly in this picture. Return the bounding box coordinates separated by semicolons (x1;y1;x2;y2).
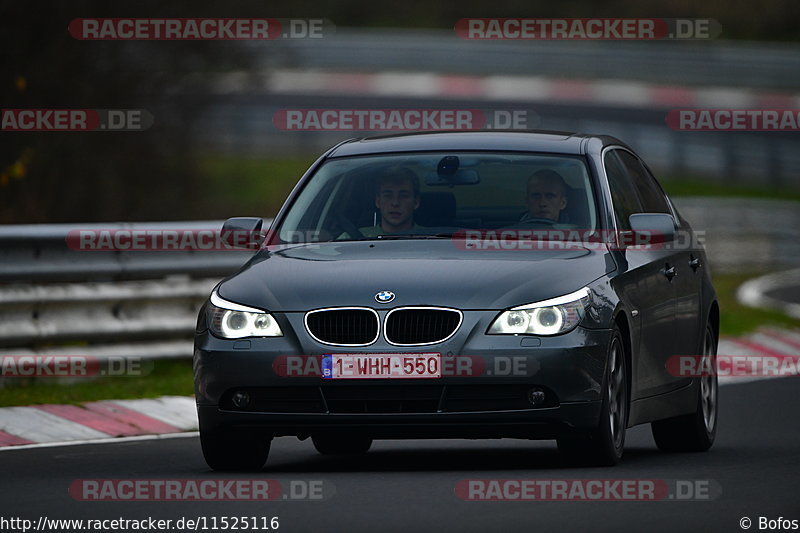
208;291;283;339
488;287;591;336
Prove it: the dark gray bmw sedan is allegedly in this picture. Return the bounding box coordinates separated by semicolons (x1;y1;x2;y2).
194;131;719;470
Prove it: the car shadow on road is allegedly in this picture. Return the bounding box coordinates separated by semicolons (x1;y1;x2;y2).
259;443;666;473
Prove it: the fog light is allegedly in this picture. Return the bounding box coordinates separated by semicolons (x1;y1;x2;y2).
232;391;250;408
527;388;546;407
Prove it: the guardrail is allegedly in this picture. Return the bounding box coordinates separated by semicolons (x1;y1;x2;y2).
0;278;216;348
0;221;259;283
0;221;264;365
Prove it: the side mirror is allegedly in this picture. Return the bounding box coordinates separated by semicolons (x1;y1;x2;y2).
628;213;675;245
221;217;264;249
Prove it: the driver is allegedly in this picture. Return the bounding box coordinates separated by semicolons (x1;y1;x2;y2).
344;167;423;238
523;169;569;222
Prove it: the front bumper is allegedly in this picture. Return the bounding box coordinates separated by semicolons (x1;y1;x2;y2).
193;312;612;438
196;402;603;439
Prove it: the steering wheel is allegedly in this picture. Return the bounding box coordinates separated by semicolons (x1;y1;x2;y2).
516;217;558;226
336;213;365;240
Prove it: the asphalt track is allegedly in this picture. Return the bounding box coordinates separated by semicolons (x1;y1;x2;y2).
765;284;800;314
1;378;798;533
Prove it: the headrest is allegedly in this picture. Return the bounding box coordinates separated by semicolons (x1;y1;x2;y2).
561;186;590;228
416;191;456;227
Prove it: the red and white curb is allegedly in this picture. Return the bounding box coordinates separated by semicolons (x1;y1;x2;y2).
0;328;797;449
0;395;196;449
215;68;800;109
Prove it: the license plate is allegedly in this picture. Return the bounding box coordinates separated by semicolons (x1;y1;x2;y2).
322;353;441;379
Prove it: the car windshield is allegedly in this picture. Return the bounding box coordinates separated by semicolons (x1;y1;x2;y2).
273;152;599;244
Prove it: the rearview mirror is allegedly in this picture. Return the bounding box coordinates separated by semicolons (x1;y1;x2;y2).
221;217;265;249
425;169;480;186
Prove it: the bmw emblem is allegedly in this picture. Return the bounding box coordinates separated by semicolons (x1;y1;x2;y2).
375;290;395;303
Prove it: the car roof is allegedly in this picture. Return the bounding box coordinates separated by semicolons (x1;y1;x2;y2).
328;130;625;157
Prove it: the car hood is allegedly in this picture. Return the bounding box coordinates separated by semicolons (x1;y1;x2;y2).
216;240;613;311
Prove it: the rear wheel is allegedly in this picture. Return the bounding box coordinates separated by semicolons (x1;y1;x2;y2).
652;324;718;452
557;325;628;466
312;434;373;455
200;428;271;471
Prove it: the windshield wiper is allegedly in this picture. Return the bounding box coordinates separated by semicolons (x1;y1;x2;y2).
375;233;453;240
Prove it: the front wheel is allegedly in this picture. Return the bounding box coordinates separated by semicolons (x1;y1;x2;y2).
557;326;628;466
652;324;718;452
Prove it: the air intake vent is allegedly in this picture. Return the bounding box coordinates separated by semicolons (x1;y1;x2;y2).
305;308;379;346
385;307;461;345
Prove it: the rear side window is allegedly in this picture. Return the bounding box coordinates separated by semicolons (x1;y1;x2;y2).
603;150;642;231
616;150;671;215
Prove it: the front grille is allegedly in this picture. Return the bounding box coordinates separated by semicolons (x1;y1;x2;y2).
385;308;461;345
306;308;379;345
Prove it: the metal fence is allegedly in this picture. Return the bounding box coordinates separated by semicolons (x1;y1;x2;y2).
0;221;260;363
0;221;256;283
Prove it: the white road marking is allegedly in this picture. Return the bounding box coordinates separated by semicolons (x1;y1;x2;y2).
0;431;198;452
591;79;651;107
483;75;550;101
371;72;440;97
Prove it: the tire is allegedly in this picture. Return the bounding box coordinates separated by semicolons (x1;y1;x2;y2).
557;325;629;466
200;428;271;471
652;324;718;452
312;434;373;455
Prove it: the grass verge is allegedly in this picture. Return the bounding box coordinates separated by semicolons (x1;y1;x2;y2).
0;359;193;408
661;177;800;202
197;155;316;219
